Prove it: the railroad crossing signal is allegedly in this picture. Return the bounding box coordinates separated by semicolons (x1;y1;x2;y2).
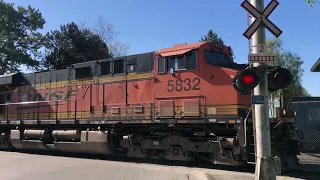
241;0;282;39
233;67;292;93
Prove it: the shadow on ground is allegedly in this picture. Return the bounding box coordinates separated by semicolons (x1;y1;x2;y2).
282;163;320;180
4;150;320;180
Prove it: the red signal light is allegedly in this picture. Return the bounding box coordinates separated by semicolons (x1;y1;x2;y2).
242;74;256;85
233;68;260;93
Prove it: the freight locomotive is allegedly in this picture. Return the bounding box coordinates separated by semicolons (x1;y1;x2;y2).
0;41;299;171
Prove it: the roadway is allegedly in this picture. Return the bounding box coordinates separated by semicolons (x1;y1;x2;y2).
0;151;318;180
0;151;207;180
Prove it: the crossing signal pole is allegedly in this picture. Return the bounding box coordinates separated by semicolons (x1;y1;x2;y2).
239;0;290;179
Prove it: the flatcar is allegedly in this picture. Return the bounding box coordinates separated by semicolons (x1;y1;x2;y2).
0;41;299;171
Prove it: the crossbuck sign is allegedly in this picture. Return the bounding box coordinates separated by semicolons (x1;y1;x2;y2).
242;0;282;39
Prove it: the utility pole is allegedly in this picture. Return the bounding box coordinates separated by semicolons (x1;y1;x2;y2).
241;0;283;179
250;0;276;179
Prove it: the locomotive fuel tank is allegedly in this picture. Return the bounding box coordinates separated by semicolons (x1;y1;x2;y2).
10;129;113;155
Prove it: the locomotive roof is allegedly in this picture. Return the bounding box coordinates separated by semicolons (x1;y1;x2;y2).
70;51;154;67
0;51;155;86
311;58;320;72
156;41;208;57
0;41;232;86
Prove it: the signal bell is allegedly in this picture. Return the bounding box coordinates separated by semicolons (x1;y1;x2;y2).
267;66;293;92
233;68;260;94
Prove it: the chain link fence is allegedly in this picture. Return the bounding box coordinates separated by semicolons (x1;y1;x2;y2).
292;97;320;154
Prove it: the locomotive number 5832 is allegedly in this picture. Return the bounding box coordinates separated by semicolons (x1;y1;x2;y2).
167;78;200;92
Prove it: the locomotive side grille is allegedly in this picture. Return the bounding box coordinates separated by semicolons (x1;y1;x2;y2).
75;66;92;79
100;61;111;75
133;106;143;113
183;99;200;116
159;100;174;117
113;59;124;74
111;107;120;114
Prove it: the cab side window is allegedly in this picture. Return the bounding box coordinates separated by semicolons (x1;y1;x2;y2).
167;57;175;70
177;56;185;69
167;55;189;71
158;50;197;73
158;57;165;73
204;50;230;66
186;51;197;70
177;51;197;70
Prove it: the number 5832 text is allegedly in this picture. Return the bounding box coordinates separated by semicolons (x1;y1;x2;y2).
167;78;200;92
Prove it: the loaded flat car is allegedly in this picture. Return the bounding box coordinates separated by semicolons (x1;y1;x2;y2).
0;41;298;171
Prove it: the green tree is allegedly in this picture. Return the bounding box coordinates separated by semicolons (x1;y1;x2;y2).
42;22;112;70
305;0;317;7
0;0;45;74
200;30;235;58
79;15;130;57
266;38;310;111
200;30;224;45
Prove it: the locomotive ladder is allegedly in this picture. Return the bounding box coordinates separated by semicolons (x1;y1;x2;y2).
245;106;257;164
247;120;256;163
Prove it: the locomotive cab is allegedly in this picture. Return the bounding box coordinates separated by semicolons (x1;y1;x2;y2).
154;41;251;121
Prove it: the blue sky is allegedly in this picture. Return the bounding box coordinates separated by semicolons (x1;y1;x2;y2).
6;0;320;96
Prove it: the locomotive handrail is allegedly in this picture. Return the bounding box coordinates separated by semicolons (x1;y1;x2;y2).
0;85;90;106
241;106;252;147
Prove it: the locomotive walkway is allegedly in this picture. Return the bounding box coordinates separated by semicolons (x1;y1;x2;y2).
0;151;318;180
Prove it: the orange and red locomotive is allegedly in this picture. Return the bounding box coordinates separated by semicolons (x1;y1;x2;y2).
0;41;298;171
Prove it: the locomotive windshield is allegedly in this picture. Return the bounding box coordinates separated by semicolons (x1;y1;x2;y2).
204;50;231;66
